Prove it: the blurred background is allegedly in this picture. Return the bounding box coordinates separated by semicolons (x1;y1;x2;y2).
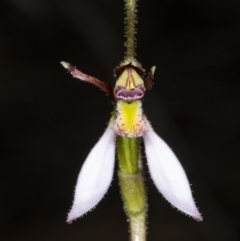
1;0;240;240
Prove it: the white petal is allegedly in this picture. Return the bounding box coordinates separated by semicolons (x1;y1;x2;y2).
67;124;116;223
143;128;202;221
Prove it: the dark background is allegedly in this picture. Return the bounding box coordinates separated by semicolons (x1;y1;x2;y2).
1;0;240;240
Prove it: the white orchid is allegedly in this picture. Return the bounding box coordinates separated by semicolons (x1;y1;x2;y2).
61;57;202;223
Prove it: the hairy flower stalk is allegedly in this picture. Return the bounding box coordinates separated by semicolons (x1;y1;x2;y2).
124;0;138;57
117;137;147;241
61;0;202;241
120;1;147;240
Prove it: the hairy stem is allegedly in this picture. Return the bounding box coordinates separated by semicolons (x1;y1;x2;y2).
124;0;138;57
117;137;147;241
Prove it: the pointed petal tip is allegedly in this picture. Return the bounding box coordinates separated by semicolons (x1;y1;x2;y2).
171;197;203;221
66;210;79;224
181;208;203;222
196;215;203;222
66;204;93;223
66;199;100;224
60;61;70;69
66;217;73;224
194;212;203;222
167;196;203;222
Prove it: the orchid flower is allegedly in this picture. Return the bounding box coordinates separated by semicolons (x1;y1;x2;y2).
61;57;202;223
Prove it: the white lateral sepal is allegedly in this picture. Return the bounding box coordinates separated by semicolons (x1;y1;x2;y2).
67;124;116;223
143;127;202;221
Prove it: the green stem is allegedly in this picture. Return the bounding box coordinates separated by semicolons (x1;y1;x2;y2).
117;137;139;174
124;0;138;57
117;137;147;241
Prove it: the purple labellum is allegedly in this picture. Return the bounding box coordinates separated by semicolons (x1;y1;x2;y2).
114;86;145;101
